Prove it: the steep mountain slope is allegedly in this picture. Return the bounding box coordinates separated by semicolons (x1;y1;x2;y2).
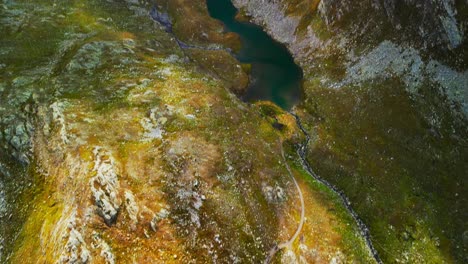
233;0;467;262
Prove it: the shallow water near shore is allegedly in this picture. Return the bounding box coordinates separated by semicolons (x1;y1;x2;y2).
206;0;303;109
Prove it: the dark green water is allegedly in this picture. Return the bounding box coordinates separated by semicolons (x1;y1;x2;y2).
206;0;303;109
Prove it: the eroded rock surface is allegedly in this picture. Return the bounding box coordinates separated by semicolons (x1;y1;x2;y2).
91;147;122;226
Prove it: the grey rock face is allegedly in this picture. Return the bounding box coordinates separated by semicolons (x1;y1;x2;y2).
150;7;173;33
317;0;353;26
232;0;299;44
341;41;468;114
0;183;6;219
1;117;34;164
315;0;465;50
235;0;466;53
379;0;464;49
233;0;467;117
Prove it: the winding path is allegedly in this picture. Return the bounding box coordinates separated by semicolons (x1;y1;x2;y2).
264;145;306;264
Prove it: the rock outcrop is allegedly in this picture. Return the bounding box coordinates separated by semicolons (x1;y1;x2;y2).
91;147;122;226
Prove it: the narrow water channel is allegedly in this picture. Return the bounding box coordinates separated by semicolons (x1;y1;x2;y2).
206;0;303;109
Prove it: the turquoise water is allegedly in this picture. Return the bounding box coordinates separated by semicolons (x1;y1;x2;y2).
206;0;303;109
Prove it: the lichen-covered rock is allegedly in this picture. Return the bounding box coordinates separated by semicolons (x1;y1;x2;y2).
123;190;139;230
59;213;92;264
92;233;115;264
50;101;70;145
150;208;170;232
262;183;286;203
90;147;121;226
139;107;169;141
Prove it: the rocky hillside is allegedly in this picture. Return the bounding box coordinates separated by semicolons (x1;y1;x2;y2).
233;0;467;263
0;0;381;263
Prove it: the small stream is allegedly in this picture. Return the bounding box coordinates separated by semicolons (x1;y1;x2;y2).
206;0;302;110
292;113;383;264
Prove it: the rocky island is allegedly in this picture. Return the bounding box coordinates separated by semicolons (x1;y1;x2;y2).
0;0;466;263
